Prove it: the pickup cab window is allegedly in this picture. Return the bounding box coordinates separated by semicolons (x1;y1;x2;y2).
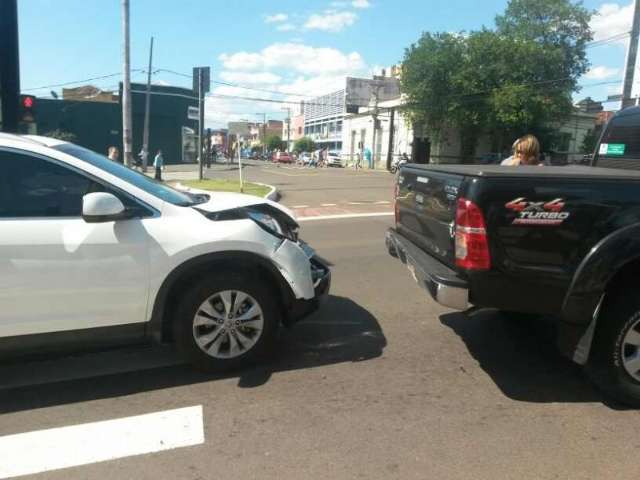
597;111;640;164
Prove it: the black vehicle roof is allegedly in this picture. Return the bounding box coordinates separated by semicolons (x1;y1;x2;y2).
614;106;640;120
406;164;640;180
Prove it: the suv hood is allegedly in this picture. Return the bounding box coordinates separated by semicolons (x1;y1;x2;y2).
177;185;296;220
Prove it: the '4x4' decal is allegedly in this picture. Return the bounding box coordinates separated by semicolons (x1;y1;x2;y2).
505;198;570;225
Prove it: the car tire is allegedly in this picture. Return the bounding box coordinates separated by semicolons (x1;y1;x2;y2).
587;290;640;407
174;271;280;372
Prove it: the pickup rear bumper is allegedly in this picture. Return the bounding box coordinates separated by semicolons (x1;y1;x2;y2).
386;228;469;310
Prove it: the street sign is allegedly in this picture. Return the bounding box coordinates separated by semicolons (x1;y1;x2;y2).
188;106;199;121
607;94;623;102
192;67;210;94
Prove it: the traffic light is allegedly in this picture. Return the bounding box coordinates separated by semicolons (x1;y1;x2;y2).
19;94;35;123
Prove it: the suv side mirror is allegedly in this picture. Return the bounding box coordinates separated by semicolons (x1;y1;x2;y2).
82;192;127;223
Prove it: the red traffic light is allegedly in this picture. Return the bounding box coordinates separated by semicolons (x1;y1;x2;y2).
22;96;34;108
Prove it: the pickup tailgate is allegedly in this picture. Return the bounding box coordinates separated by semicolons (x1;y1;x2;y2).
396;167;464;268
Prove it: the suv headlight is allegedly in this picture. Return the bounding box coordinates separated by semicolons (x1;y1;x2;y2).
247;210;283;235
197;204;299;242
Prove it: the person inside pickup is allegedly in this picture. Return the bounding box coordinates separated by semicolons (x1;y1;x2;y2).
501;134;542;166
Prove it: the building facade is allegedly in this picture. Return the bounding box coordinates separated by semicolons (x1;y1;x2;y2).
35;82;199;164
341;96;598;168
341;97;414;169
304;75;401;152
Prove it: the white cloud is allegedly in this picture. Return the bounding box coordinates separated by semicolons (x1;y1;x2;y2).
211;42;370;127
330;1;349;7
352;0;371;8
590;2;633;43
219;43;366;75
219;71;282;84
584;66;621;80
304;11;357;32
265;13;288;23
276;23;296;32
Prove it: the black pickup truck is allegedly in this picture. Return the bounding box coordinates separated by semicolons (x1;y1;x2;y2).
386;107;640;406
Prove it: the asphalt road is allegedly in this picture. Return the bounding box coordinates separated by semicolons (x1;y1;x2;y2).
1;167;639;479
207;160;395;218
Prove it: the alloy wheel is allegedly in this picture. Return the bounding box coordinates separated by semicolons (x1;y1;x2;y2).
192;290;265;359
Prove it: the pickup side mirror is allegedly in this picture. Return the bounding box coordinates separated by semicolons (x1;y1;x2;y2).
82;192;127;223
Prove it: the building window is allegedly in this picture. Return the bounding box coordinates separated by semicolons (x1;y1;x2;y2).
298;127;302;135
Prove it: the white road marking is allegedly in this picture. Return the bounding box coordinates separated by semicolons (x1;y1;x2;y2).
348;202;366;205
375;200;391;204
0;406;205;479
292;205;309;208
298;212;394;222
321;203;337;207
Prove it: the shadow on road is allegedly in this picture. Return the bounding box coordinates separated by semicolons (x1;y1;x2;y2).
440;309;606;405
0;295;385;414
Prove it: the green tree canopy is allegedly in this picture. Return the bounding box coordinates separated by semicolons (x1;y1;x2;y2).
265;135;284;151
401;0;593;159
293;136;315;153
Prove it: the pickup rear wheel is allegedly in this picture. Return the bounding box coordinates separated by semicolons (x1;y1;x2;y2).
174;272;279;372
587;291;640;407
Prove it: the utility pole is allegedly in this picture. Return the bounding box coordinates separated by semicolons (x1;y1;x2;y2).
622;0;640;109
386;108;396;171
121;0;133;167
192;67;210;180
141;36;154;172
370;80;383;170
198;68;204;180
0;0;20;133
256;113;267;155
282;107;291;152
238;135;244;193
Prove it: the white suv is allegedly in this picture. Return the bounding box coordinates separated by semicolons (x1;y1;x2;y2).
0;134;330;371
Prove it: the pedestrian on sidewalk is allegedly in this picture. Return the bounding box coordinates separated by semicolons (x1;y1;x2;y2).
153;149;164;181
364;147;372;169
107;146;120;163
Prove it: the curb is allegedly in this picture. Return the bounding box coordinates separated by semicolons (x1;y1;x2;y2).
254;182;280;201
172;181;279;202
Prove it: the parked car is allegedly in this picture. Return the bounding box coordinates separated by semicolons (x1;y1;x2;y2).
326;151;344;167
386;109;640;406
0;133;331;371
273;152;294;164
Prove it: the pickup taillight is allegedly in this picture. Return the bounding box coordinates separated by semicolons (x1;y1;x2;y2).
455;198;491;271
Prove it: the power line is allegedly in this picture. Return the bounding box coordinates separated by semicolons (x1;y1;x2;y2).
22;70;144;92
156;68;313;98
587;31;631;48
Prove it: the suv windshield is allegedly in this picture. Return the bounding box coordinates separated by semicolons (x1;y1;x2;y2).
53;143;204;206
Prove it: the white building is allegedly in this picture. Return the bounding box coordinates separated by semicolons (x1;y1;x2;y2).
341;97;598;168
341;97;414;168
304;76;401;152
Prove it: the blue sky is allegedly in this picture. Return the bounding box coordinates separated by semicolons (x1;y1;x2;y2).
17;0;636;127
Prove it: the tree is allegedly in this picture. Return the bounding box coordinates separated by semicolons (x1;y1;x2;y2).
265;134;284;151
294;136;315;153
401;0;593;160
401;32;467;151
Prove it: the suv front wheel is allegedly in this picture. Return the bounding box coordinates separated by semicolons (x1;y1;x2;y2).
174;271;280;372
